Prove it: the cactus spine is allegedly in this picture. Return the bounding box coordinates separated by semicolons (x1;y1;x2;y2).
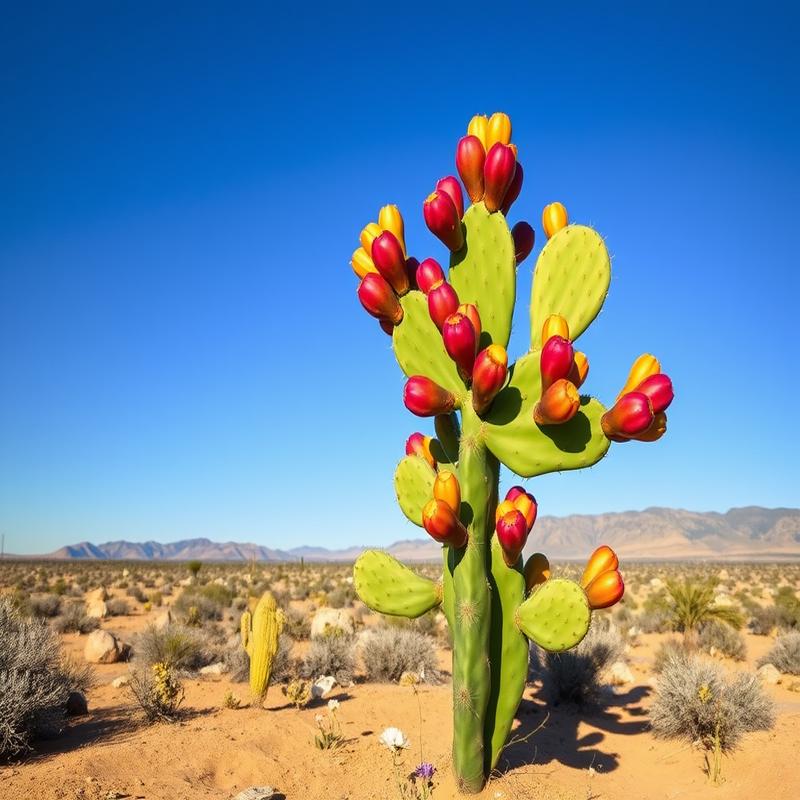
240;591;284;699
349;112;673;792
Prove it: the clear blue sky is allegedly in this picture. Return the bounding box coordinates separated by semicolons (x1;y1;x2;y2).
1;3;798;555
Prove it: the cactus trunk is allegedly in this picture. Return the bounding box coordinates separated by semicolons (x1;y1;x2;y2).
450;402;496;792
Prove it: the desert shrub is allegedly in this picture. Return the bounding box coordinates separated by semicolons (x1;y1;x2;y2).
148;591;163;607
635;609;673;634
651;649;774;751
106;598;130;617
53;602;100;634
327;586;355;609
361;628;440;684
758;632;800;675
531;622;624;706
134;623;214;671
128;662;184;721
749;606;780;636
30;594;61;618
302;633;356;685
126;586;147;603
698;621;746;661
773;587;800;629
50;578;68;596
653;639;690;673
283;606;311;640
665;580;743;640
173;584;233;622
187;560;203;579
0;597;93;758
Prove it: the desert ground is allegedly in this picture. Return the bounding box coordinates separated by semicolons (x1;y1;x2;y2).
1;559;799;800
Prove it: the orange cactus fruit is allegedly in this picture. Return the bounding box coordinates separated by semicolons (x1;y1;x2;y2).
512;491;538;531
351;246;378;279
542;202;568;239
524;552;551;593
457;303;482;344
541;314;570;343
359;222;383;253
494;498;516;524
632;411;668;442
422;498;468;548
378;205;406;256
569;351;590;388
467;114;489;150
585;569;625;609
533;378;580;426
433;470;461;514
486;112;512;150
616;353;661;401
580;545;619;588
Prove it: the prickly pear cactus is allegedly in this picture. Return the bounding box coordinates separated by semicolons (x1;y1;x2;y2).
349;113;674;793
241;591;285;699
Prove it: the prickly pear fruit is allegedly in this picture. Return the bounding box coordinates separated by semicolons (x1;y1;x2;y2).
351;246;377;279
533;379;580;425
456;135;486;203
616;353;660;401
580;545;619;588
416;258;445;294
524;552;551;592
486;112;512;149
442;312;477;380
424;190;464;252
542;202;568;238
542;314;569;342
422;498;468;547
483;143;516;213
601;391;654;439
405;432;436;469
569;351;590;388
433;469;461;514
358;273;403;324
427;281;460;330
404;376;457;417
371;231;410;295
378;204;406;255
541;336;575;391
635;373;674;414
501;162;524;215
471;344;508;414
436;176;464;220
495;508;528;566
511;221;535;264
585;569;624;609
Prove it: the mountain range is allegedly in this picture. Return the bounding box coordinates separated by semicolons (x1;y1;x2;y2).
23;506;800;562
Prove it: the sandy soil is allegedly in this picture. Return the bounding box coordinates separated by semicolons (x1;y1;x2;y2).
2;614;799;800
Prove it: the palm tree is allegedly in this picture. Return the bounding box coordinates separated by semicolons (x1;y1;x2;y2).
666;580;743;647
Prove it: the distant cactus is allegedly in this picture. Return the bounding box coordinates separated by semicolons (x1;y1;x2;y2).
240;591;285;699
349;112;674;792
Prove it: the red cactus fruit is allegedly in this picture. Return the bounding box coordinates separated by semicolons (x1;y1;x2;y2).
634;373;674;414
601;391;654;439
422;498;468;547
456;135;486;203
436;175;464;220
405;432;436;469
403;376;457;417
457;303;482;343
427;281;460;330
416;258;445;295
472;344;508;414
404;256;419;292
495;508;528;566
483;143;517;213
371;231;410;295
442;312;477;380
423;190;464;252
357;273;403;325
541;336;575;391
500;161;524;215
511;221;535;264
534;379;580;425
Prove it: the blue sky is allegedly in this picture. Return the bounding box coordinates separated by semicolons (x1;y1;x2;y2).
1;3;798;555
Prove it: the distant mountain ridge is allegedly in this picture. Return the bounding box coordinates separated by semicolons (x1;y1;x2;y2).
28;506;800;562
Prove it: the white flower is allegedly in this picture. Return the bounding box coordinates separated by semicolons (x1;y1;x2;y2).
314;714;324;723
327;699;340;712
379;727;409;752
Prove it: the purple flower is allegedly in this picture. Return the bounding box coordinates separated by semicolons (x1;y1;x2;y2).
414;762;436;780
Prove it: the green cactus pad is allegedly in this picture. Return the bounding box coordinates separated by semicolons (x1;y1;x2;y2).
449;202;516;350
432;412;461;465
393;291;463;395
394;455;436;526
483;351;610;477
530;224;610;350
354;550;442;618
515;578;590;652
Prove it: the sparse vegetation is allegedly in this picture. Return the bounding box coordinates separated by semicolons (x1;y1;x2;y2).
302;632;357;685
128;661;184;721
361;627;440;683
758;632;800;675
698;620;746;661
0;597;93;757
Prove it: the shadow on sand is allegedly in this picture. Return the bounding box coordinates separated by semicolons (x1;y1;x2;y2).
496;683;652;776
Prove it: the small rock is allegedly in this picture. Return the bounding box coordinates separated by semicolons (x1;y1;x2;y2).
232;787;275;800
310;607;355;639
199;662;227;677
111;675;130;688
607;661;635;686
311;675;337;698
84;630;129;664
122;569;130;578
758;663;782;685
66;691;88;716
85;599;109;619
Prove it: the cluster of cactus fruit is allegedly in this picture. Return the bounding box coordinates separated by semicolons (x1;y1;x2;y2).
350;112;674;793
